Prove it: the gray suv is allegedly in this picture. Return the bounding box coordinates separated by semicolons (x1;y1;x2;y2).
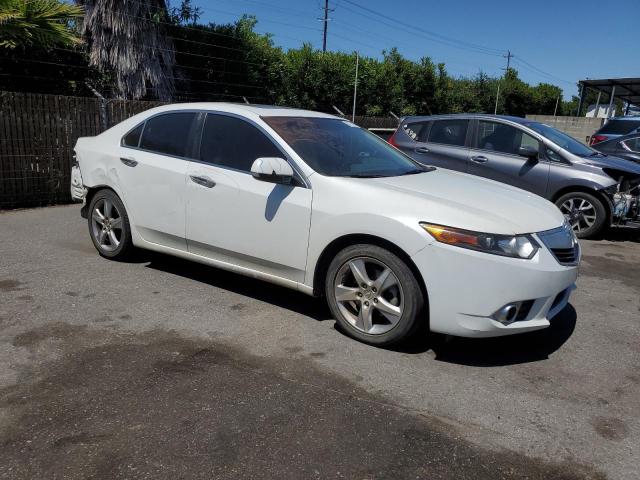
389;114;640;238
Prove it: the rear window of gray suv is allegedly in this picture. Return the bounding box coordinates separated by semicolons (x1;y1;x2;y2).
597;119;640;135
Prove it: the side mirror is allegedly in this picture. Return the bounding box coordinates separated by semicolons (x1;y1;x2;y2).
518;145;538;161
250;157;294;185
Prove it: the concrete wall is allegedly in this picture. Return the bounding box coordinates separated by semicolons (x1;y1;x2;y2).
525;115;605;144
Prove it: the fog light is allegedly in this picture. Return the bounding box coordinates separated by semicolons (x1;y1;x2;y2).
493;303;520;324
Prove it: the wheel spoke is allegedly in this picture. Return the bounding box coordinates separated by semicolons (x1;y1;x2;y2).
349;259;371;286
357;304;373;332
108;230;119;247
93;209;105;225
98;229;107;244
373;267;396;293
102;199;112;219
110;217;123;229
335;285;360;302
375;298;402;323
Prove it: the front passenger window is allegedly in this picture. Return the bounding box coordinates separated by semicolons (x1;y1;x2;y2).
200;114;283;172
477;121;539;156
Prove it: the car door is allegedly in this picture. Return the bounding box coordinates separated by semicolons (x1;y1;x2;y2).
117;111;200;250
467;120;550;196
414;119;471;172
185;112;312;283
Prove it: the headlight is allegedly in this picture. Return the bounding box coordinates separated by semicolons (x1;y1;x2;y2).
420;223;540;259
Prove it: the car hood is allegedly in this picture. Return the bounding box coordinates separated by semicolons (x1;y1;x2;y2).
366;169;565;235
575;154;640;174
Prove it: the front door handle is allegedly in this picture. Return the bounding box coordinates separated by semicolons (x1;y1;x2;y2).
190;175;216;188
415;146;430;154
470;155;489;164
120;157;138;167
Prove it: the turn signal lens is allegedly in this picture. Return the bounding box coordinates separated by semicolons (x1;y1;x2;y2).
420;223;540;260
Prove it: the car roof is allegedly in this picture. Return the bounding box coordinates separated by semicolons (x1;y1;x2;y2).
607;116;640;121
140;102;338;120
401;113;530;124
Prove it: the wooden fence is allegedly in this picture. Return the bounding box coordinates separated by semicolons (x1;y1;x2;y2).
0;91;396;209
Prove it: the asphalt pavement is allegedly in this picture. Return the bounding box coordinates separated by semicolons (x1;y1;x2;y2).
0;205;638;479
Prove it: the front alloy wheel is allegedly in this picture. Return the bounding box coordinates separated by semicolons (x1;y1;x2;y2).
555;191;606;239
334;257;404;335
325;244;425;346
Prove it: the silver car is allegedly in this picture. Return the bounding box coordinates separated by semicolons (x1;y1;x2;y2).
390;114;640;238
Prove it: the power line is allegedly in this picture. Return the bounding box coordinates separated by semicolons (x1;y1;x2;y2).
511;57;574;86
340;0;504;57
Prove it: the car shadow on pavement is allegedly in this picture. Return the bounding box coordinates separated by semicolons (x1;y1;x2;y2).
600;226;640;243
145;253;333;321
426;304;578;367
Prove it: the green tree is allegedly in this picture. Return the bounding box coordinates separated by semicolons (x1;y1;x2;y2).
0;0;83;49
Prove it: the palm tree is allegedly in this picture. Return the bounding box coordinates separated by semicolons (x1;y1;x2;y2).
0;0;83;49
79;0;175;101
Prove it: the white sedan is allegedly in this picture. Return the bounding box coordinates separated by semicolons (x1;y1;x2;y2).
71;103;580;346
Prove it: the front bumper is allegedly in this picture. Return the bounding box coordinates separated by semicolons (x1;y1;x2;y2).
412;239;579;338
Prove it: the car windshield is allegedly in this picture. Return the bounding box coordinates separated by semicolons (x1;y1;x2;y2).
262;116;425;177
524;122;596;157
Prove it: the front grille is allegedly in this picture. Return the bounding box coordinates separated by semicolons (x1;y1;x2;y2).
537;224;580;266
550;246;579;265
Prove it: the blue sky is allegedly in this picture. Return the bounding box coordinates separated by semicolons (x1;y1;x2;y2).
194;0;639;99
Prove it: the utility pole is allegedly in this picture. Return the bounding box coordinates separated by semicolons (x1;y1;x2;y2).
503;50;513;76
495;50;512;115
322;0;331;52
352;52;359;122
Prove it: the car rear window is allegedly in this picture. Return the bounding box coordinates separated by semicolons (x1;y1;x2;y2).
427;119;469;146
402;121;429;142
598;119;640;135
139;112;198;157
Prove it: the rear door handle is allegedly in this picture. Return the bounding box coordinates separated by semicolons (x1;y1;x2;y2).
190;175;216;188
470;155;488;164
414;146;430;154
120;157;138;167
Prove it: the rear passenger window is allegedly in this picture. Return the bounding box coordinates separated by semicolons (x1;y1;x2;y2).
428;120;468;146
139;112;198;157
477;121;539;156
122;123;143;147
200;114;282;172
403;121;429;142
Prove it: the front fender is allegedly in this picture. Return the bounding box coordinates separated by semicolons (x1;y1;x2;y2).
305;212;430;287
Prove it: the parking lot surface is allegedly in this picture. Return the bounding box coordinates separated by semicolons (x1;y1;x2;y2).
0;205;638;479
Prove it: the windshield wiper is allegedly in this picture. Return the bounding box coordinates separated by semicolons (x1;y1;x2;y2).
346;174;387;178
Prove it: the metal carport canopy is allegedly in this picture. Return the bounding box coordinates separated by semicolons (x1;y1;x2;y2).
578;77;640;113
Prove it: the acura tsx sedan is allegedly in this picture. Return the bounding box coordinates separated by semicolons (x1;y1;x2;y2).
71;103;580;346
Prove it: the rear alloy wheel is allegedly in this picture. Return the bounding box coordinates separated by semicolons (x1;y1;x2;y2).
555;191;607;239
325;244;425;346
88;189;133;259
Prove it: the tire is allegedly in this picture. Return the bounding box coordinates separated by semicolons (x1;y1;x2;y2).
325;244;425;346
555;191;607;239
87;189;134;260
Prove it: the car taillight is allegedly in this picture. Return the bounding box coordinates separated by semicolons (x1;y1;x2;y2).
388;131;399;147
590;135;607;145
